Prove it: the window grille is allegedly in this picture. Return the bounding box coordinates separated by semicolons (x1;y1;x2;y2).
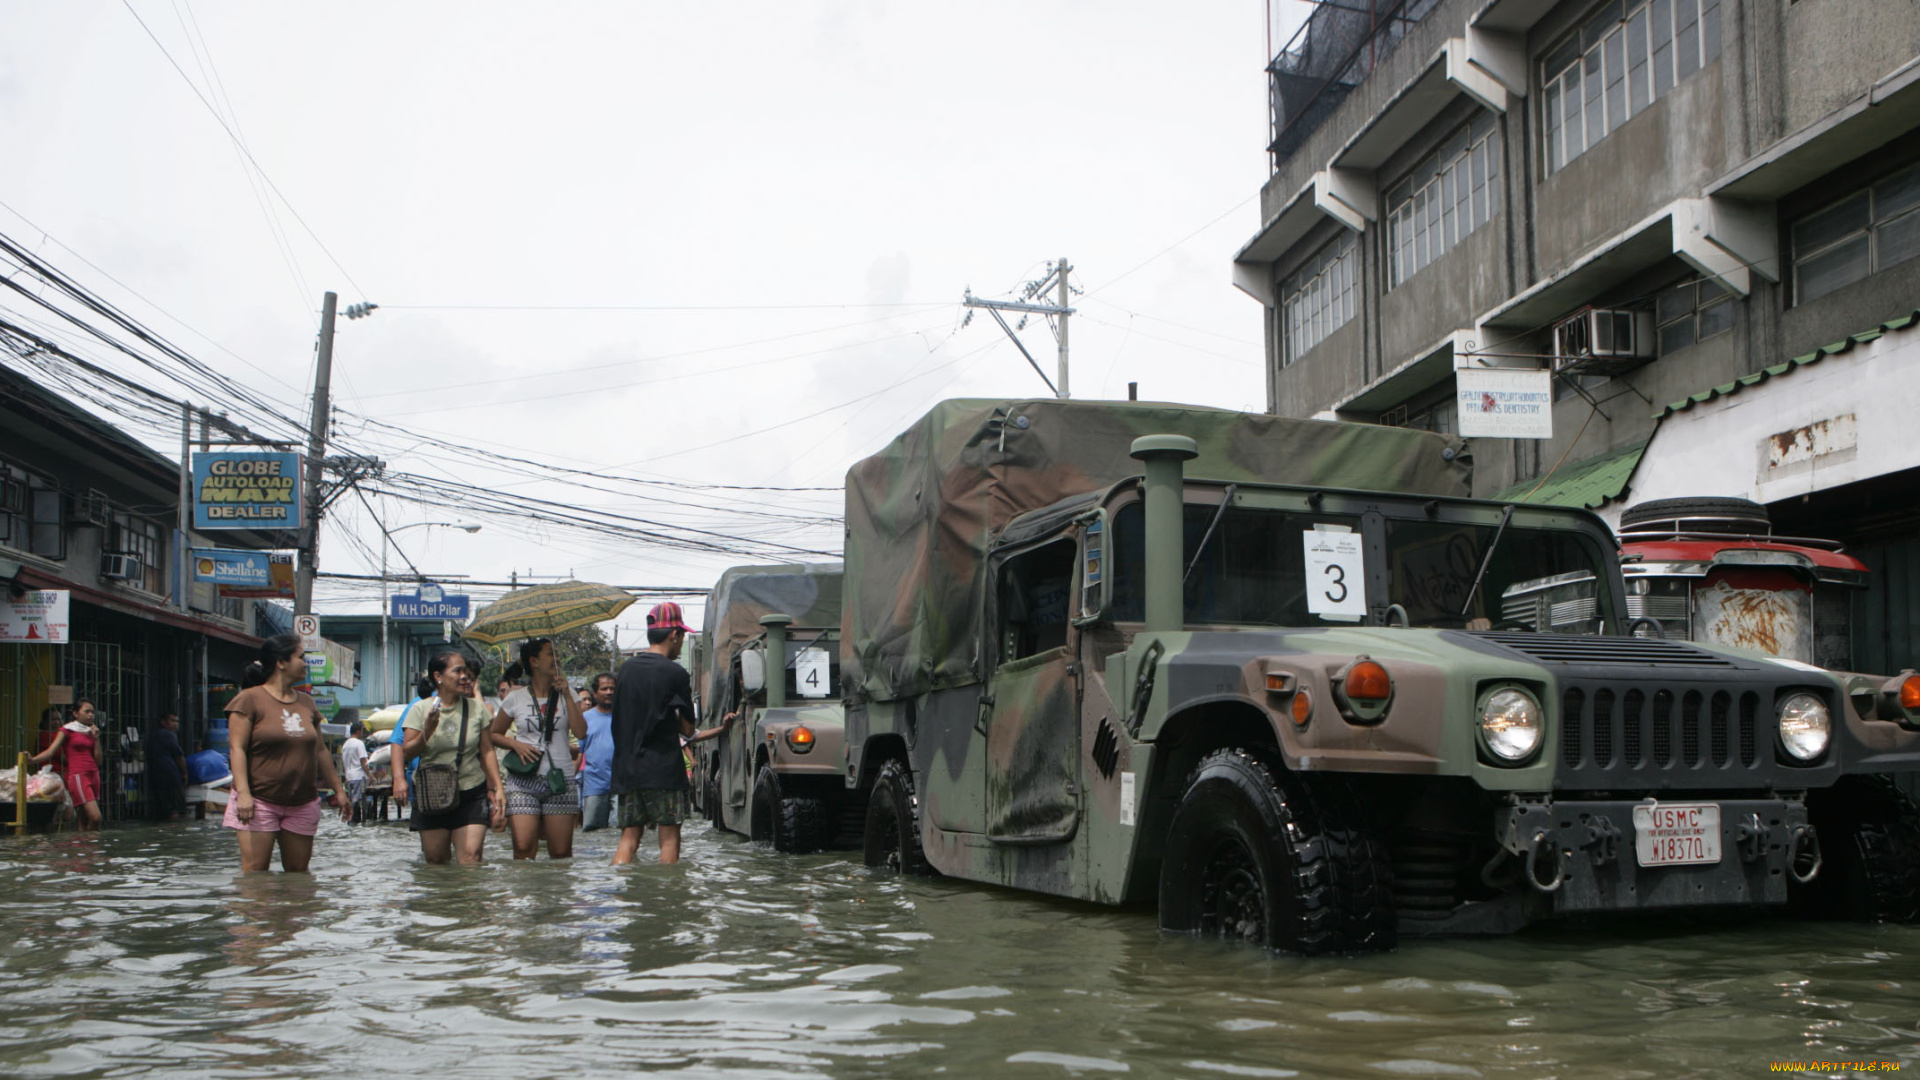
1542;0;1722;174
1792;162;1920;306
1280;231;1359;366
1386;113;1503;289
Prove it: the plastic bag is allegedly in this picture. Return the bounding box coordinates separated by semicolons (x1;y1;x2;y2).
28;768;64;802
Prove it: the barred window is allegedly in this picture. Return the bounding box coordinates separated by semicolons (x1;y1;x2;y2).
1386;113;1502;289
1655;276;1735;353
1542;0;1722;175
1379;397;1457;434
1792;163;1920;306
109;511;166;595
1280;231;1358;366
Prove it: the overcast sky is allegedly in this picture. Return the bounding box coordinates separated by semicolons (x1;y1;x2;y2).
2;2;1292;638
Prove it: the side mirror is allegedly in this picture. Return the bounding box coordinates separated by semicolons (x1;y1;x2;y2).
1075;509;1109;626
740;650;766;695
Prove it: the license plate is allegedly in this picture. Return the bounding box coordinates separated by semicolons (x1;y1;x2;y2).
1632;802;1722;867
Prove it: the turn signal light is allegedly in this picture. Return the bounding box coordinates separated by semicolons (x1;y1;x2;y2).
1902;676;1920;712
1265;673;1290;692
1291;691;1313;726
1347;660;1392;702
785;725;816;753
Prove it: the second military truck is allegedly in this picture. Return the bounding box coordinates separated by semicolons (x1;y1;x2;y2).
834;399;1920;954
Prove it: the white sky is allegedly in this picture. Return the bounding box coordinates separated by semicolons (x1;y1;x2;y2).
2;2;1290;638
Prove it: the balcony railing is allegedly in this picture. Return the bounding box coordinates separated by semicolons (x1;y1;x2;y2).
1268;0;1442;171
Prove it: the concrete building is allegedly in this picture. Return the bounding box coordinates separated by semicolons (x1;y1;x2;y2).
1234;0;1920;667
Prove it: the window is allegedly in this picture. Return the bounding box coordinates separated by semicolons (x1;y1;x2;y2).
1280;231;1358;366
1654;277;1735;353
1792;163;1920;305
1542;0;1721;174
1380;397;1458;434
0;462;66;560
1386;113;1503;288
996;539;1076;662
109;511;166;595
1110;503;1367;627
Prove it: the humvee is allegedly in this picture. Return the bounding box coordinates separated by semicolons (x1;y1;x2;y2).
694;563;851;853
839;399;1920;954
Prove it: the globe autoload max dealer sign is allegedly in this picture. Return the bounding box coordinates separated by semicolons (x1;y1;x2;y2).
192;452;302;530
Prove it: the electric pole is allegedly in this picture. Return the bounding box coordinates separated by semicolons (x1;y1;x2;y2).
294;292;337;617
962;257;1076;399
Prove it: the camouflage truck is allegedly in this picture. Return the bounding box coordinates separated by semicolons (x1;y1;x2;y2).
840;399;1920;954
694;562;850;853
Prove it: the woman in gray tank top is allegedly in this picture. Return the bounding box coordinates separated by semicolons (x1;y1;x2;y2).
490;638;588;859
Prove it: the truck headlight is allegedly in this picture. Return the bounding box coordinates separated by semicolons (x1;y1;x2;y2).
1479;687;1542;762
1777;693;1830;761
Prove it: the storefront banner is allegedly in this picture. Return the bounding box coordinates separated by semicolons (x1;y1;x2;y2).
192;452;302;531
192;548;271;587
304;651;334;684
0;590;70;644
219;552;295;599
1456;369;1553;439
310;692;340;720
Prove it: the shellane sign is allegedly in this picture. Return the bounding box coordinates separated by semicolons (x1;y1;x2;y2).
192;452;302;530
1455;369;1553;439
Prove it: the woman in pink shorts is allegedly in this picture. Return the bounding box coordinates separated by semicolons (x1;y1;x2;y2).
30;698;103;830
224;634;350;872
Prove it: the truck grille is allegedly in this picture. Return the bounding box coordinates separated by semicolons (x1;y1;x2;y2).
1558;683;1775;789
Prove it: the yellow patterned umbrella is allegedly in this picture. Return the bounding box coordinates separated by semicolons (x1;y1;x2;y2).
462;580;635;645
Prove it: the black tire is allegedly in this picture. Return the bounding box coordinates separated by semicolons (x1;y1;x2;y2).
1158;748;1395;955
704;770;725;829
1620;496;1769;533
750;765;828;854
1795;776;1920;923
862;759;930;874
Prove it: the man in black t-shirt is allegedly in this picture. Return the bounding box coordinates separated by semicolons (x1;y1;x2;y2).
610;602;733;865
148;712;188;821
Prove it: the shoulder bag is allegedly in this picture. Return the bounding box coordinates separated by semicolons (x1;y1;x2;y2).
413;698;469;816
502;687;559;785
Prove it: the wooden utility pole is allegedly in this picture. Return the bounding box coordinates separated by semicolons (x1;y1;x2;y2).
961;258;1075;399
294;292;337;617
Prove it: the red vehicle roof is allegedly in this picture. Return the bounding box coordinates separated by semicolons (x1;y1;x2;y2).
1620;537;1869;572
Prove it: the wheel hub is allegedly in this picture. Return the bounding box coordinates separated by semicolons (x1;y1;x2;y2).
1199;839;1266;943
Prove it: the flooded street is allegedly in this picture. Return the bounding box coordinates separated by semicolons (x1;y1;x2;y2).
1;819;1917;1079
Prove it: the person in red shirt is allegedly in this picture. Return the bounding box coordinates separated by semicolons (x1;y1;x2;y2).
30;698;103;830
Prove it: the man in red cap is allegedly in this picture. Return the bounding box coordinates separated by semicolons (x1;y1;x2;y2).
609;601;733;864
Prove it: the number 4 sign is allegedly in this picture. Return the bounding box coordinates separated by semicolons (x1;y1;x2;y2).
1303;529;1366;620
794;648;832;699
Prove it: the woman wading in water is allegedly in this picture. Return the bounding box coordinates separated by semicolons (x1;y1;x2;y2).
29;699;104;830
491;638;588;859
400;650;503;864
222;635;352;871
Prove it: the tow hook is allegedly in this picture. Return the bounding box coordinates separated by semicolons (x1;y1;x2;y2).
1579;814;1620;867
1788;824;1822;884
1735;813;1768;864
1525;829;1565;893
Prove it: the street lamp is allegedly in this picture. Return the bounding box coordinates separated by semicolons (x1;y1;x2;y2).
381;521;481;705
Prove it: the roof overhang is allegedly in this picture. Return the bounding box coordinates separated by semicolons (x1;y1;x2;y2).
1232;170;1373;305
18;565;262;649
1477;198;1778;330
1470;0;1562;34
1332;39;1514;171
1336;329;1477;414
1710;56;1920;200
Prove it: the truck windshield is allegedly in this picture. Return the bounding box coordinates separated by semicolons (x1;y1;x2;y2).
1109;503;1615;631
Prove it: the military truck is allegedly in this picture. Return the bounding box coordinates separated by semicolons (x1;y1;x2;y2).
694;563;850;853
839;399;1920;954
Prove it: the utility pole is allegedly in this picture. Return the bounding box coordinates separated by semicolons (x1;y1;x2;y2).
177;401;191;613
294;291;337;617
961;257;1076;399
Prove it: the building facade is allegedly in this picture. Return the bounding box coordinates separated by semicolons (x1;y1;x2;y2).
0;368;283;816
1235;0;1920;667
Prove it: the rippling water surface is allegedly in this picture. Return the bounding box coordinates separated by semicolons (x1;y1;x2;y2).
1;818;1916;1078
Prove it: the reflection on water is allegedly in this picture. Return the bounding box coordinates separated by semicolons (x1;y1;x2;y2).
0;819;1916;1078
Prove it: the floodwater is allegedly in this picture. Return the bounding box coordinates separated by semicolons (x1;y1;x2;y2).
0;819;1916;1080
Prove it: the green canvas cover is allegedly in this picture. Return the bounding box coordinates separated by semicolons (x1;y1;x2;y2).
701;562;842;718
843;398;1470;702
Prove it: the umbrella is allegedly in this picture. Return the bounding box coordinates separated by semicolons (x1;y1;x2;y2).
462;580;636;645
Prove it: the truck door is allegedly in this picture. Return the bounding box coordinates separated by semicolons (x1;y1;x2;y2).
983;536;1082;844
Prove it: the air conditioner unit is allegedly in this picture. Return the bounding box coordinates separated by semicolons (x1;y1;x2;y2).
101;553;142;582
1552;307;1655;377
80;490;112;528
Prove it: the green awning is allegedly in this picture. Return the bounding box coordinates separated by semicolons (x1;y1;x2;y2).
1489;439;1648;509
1654;307;1920;419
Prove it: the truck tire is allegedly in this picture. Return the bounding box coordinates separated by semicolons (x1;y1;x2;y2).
750;765;828;854
704;770;725;830
862;759;930;875
1158;748;1396;955
1619;496;1770;533
1796;776;1920;923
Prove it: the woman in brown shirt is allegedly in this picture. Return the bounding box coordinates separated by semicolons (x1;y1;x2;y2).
224;634;350;872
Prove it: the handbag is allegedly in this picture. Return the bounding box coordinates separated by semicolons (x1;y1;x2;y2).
413;698;469;816
503;687;559;779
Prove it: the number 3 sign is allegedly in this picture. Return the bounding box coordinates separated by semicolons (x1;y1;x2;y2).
1302;529;1366;619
